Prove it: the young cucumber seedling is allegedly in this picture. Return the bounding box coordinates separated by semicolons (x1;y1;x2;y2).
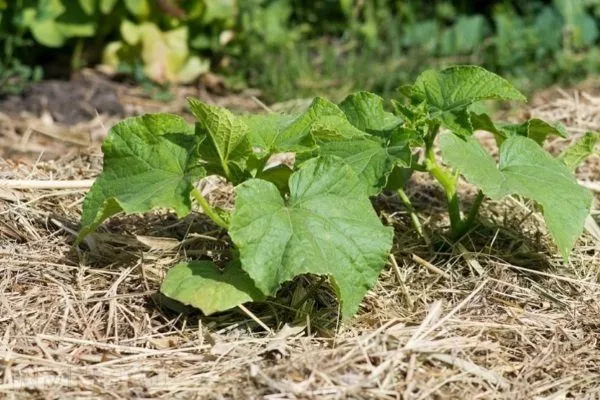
78;66;597;319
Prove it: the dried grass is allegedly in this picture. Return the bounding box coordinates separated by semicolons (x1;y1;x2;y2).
1;87;599;399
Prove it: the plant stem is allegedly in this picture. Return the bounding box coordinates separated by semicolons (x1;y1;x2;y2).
452;190;485;240
396;188;430;244
425;146;462;234
191;188;229;229
71;38;84;71
423;121;484;240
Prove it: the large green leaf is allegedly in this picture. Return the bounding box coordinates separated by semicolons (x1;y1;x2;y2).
243;97;343;154
470;112;567;145
339;91;401;134
188;98;252;183
412;66;526;136
439;133;592;257
55;3;96;38
160;261;264;315
559;131;600;171
229;156;394;319
79;114;204;239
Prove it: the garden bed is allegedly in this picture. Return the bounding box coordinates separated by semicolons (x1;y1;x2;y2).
1;84;599;399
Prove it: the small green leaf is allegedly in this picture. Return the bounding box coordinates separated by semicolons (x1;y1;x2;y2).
315;137;393;195
469;112;502;137
188;98;252;183
440;108;473;137
384;166;414;191
471;113;567;145
243;97;343;154
440;133;592;257
412;66;526;136
312;123;415;196
256;164;293;194
79;114;204;239
515;119;568;144
310;115;367;141
160;261;264;315
229;156;394;319
559;131;600;171
243;114;310;154
339;91;401;134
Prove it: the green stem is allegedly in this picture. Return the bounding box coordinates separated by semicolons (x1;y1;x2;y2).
425;146;462;234
191;188;229;229
452;190;485;240
396;188;430;245
71;38;84;71
464;190;484;228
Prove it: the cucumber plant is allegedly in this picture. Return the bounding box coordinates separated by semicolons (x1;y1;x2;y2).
78;66;596;319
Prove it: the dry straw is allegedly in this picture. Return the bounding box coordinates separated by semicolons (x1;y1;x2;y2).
1;87;599;398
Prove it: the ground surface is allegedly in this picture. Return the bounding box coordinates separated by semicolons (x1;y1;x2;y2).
1;75;599;399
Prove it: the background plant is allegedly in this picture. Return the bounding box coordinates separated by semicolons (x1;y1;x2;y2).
2;1;600;101
78;66;596;321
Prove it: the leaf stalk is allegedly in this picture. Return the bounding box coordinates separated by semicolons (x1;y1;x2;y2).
396;188;430;244
425;145;462;234
191;187;229;229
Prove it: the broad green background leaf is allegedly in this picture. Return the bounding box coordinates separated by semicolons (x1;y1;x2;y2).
160;261;264;315
203;0;236;23
440;133;592;257
30;19;65;47
124;0;150;18
77;0;95;15
109;22;209;84
412;66;526;136
188;98;252;183
24;0;97;47
440;15;488;55
471;113;567;145
79;114;204;239
243;97;343;154
229;156;393;319
100;0;118;14
554;0;598;49
559;131;600;170
339;91;401;134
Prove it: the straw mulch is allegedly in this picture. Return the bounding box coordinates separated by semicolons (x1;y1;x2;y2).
1;85;599;399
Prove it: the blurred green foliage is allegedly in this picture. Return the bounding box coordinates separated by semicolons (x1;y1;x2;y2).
1;0;600;100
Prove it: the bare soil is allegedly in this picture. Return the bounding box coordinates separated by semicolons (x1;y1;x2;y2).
0;79;599;399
